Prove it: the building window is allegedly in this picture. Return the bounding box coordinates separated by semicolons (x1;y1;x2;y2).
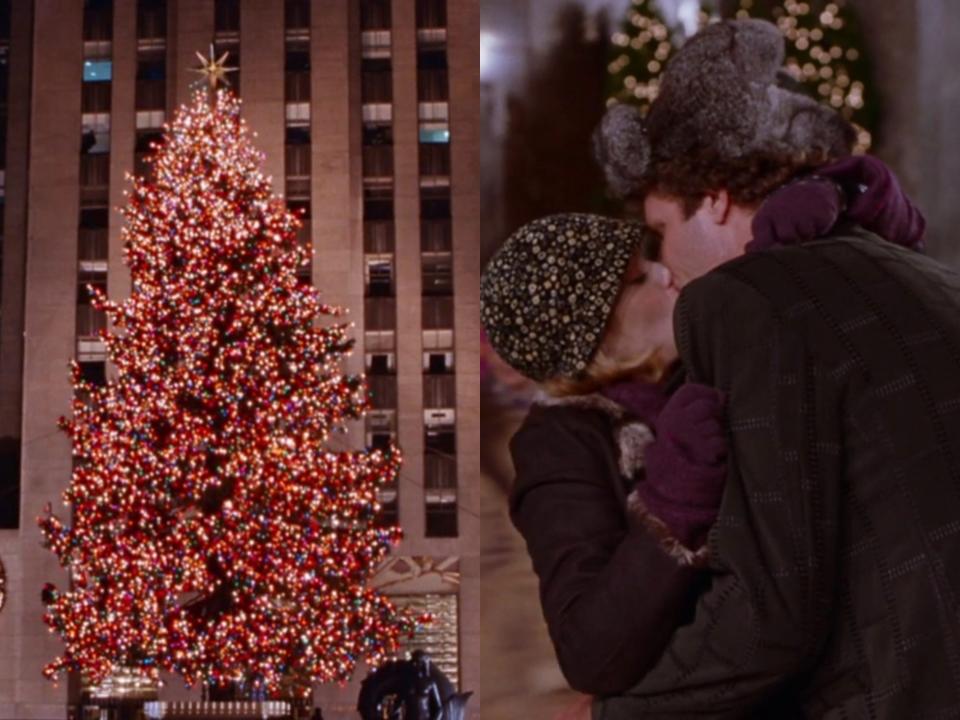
285;0;310;30
362;59;392;104
360;0;391;30
421;189;450;220
82;113;111;154
418;68;449;103
424;351;454;374
285;126;310;145
362;29;392;60
365;297;397;331
365;329;396;353
285;144;310;179
79;206;108;272
81;82;111;113
363;145;394;182
423;375;455;409
76;278;107;338
365;255;394;297
0;435;20;529
366;352;396;375
83;59;112;83
367;374;398;410
285;71;310;103
419;123;449;144
422;253;452;296
80;154;110;203
422;296;453;330
136;0;166;40
364;188;394;221
419;144;450;178
416;0;447;29
135;57;165;111
79;361;107;387
422;329;453;351
421;219;451;252
424;454;458;538
214;0;240;34
364;221;395;254
83;0;113;42
363;124;393;147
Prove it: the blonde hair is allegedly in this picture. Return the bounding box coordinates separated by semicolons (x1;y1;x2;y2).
543;346;670;397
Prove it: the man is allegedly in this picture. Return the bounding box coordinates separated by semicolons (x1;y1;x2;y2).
591;19;960;719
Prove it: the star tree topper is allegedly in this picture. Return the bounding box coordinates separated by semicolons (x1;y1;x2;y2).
191;44;238;91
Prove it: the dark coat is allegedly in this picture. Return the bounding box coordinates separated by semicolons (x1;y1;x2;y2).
593;229;960;718
509;391;710;696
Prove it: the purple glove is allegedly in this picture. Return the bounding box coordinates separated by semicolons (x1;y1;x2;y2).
818;154;926;252
601;377;669;427
748;176;843;253
638;383;728;549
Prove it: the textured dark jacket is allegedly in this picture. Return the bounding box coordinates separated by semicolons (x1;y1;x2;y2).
593;229;960;719
510;389;711;696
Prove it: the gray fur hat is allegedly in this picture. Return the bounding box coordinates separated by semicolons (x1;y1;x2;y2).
480;213;647;382
594;19;855;197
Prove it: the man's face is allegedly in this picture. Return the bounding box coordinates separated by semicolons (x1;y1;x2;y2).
643;191;743;290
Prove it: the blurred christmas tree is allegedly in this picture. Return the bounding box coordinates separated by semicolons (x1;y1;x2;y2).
38;75;420;697
606;0;875;150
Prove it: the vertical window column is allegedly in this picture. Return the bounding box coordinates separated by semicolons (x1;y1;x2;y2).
284;0;311;282
360;0;398;528
417;0;456;538
213;0;240;95
78;0;113;381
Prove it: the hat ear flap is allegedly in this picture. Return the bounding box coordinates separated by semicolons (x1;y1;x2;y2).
592;103;651;199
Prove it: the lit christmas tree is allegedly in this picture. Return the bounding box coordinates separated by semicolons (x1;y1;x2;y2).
606;0;874;150
38;54;419;697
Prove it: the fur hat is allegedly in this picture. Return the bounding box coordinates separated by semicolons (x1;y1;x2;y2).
480;213;647;382
593;19;855;198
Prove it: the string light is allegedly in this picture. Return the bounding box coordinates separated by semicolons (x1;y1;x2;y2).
37;87;426;697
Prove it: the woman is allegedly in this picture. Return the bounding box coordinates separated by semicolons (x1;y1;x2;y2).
479;156;926;698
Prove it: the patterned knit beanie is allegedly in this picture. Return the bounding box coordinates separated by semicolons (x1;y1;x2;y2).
480;213;647;382
593;19;856;198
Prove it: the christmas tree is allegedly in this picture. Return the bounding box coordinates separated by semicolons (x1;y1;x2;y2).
38;80;419;696
605;0;680;111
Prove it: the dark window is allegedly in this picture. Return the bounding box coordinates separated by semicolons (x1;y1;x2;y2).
80;154;110;189
285;71;310;103
360;0;391;30
0;436;20;529
81;82;112;113
363;145;394;179
416;0;447;29
361;59;392;103
427;352;453;374
421;219;451;251
417;49;447;70
370;354;393;375
79;361;107;387
422;253;452;295
285;126;310;145
285;144;310;178
136;0;166;39
136;58;165;80
135;130;163;153
365;297;397;330
214;0;240;33
288;200;310;219
367;375;397;410
364;190;393;221
364;221;395;253
417;68;448;102
83;0;113;41
422;297;453;329
425;425;455;455
285;49;310;72
425;502;457;537
0;1;10;43
423;375;456;408
80;207;109;228
371;432;393;452
363;125;393;146
421;191;450;220
419;143;450;177
79;228;108;261
285;0;310;30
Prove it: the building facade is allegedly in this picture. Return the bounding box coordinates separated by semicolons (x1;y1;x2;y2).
0;1;479;718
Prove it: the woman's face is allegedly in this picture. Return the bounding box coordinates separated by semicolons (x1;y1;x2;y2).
597;251;679;368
